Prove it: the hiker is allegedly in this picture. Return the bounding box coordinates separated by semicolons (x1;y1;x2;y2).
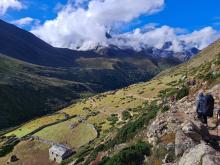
196;92;207;124
196;92;215;126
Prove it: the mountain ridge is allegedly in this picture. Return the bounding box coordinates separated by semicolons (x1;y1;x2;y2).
0;19;199;67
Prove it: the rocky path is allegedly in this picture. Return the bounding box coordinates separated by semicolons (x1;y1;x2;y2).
146;84;220;165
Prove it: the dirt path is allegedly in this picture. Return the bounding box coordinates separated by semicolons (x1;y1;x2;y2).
125;93;155;101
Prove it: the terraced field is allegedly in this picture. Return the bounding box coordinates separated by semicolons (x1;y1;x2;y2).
34;118;98;148
5;113;66;138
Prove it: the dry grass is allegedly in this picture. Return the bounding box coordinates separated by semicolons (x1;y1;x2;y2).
0;140;51;165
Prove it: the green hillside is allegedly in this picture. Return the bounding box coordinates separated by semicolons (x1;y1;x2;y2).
1;39;220;165
0;19;182;130
0;51;179;130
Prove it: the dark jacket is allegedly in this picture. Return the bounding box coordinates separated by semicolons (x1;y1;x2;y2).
196;93;206;114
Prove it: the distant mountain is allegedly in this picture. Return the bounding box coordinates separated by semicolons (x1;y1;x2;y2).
0;20;77;67
0;19;186;130
92;41;199;62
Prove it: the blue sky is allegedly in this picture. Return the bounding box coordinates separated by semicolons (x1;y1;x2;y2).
1;0;68;27
1;0;220;51
2;0;220;31
122;0;220;32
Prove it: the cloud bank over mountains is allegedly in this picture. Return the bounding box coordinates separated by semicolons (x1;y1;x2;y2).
10;0;219;52
109;26;220;52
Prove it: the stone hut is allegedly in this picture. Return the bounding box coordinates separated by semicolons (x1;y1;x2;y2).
49;145;73;163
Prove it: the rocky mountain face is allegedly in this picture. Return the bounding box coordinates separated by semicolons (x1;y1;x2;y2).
147;84;220;165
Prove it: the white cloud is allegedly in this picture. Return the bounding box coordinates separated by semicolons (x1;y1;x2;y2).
31;0;165;49
0;0;23;16
11;17;37;27
180;27;220;50
31;0;220;52
74;0;90;7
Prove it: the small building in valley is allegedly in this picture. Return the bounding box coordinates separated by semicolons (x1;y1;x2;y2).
49;145;73;163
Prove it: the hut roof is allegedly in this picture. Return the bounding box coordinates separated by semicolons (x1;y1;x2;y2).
49;145;71;156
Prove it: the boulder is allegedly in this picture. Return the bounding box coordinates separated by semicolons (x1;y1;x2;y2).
8;155;19;163
182;121;203;142
175;130;196;157
178;143;219;165
202;154;220;165
162;153;174;164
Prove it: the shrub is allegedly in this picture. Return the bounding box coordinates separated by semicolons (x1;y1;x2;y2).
84;144;105;165
138;91;144;94
122;110;131;120
0;140;19;157
204;72;214;81
203;72;220;81
105;102;159;148
107;114;118;125
161;106;170;113
101;141;152;165
147;145;176;165
176;86;189;100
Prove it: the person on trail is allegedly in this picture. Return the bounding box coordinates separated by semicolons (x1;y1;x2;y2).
196;92;215;126
196;92;208;125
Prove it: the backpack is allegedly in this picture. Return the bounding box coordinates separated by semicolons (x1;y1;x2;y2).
204;95;214;117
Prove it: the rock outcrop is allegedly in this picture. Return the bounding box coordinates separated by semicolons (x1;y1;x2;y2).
148;85;220;165
178;143;220;165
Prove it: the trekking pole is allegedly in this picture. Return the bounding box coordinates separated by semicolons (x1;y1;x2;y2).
217;108;220;137
217;113;219;137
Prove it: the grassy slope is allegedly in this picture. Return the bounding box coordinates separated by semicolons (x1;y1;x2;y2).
0;54;92;130
0;19;183;131
0;47;180;130
4;38;219;130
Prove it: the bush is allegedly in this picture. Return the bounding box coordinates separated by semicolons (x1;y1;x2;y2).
84;102;159;163
203;72;220;81
122;110;131;120
0;140;19;157
204;73;214;81
105;102;159;148
147;145;176;165
84;144;105;165
161;106;170;113
176;86;189;100
101;141;152;165
107;114;118;125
